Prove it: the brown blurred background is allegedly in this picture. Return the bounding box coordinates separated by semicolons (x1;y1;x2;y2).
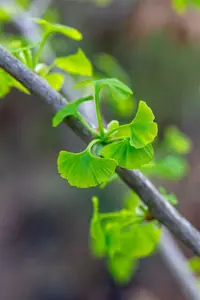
1;0;200;299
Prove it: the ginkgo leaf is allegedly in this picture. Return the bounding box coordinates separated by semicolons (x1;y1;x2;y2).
55;49;92;76
94;78;133;101
105;222;121;258
159;187;178;205
107;120;119;132
120;222;161;259
101;139;153;170
90;197;107;257
108;254;137;283
35;63;49;76
44;73;64;91
32;18;83;40
163;126;192;154
12;79;30;94
0;69;12;98
52;95;93;127
129;101;158;149
10;42;39;53
142;155;188;180
188;256;200;273
57;147;117;188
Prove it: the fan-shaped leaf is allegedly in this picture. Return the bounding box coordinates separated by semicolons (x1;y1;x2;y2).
55;49;92;76
32;18;83;40
164;126;191;154
57;147;117;188
108;254;137;283
90;197;107;257
101;139;153;170
129;101;158;149
120;222;161;259
159;187;178;205
44;73;64;91
142;155;188;180
0;70;12;98
94;78;133;101
188;257;200;273
52;95;93;127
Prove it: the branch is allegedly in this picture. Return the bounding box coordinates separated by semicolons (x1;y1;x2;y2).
0;46;200;257
159;229;200;300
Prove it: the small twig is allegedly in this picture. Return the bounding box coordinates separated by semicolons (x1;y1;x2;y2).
0;45;200;257
159;229;200;300
1;3;200;298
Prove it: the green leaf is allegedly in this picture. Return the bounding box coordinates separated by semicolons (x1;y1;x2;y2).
188;257;200;273
10;42;39;54
120;222;161;259
124;191;143;213
159;187;178;205
172;0;187;12
129;101;158;149
94;78;133;101
105;222;121;257
164;126;192;154
94;53;130;85
57;145;117;188
52;95;93;127
90;197;107;257
0;69;30;95
34;63;49;76
108;254;137;284
107;120;119;132
99;173;119;189
101;139;153;170
142;155;188;180
32;18;83;40
0;8;10;22
0;69;12;98
44;73;64;91
55;49;93;76
12;79;30;94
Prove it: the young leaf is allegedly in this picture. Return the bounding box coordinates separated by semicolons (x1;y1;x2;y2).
142;155;188;180
101;139;153;170
164;126;192;154
159;187;178;205
188;256;200;273
57;146;117;188
31;18;83;40
90;197;107;257
108;254;137;283
124;191;144;214
55;49;93;76
120;222;161;259
94;78;133;101
44;73;64;91
107;120;119;132
35;63;49;76
105;222;121;258
129;101;158;149
99;173;119;189
52;95;93;127
12;79;30;94
0;69;12;98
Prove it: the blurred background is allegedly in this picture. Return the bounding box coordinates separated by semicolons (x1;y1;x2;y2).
0;0;200;299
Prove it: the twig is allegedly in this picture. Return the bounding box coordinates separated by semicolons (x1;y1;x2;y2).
159;229;200;300
3;3;200;298
0;46;200;257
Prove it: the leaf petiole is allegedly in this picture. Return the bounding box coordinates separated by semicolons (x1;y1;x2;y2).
34;30;51;66
100;211;134;220
95;87;105;138
104;123;128;140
